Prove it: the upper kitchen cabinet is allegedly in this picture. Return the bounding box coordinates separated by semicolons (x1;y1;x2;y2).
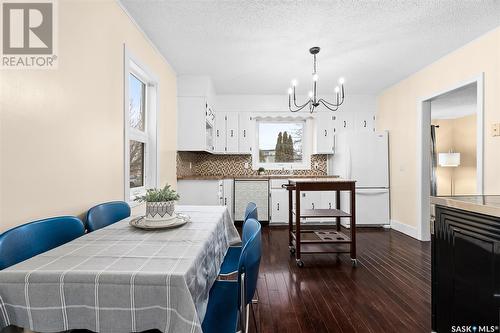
214;112;239;153
239;114;255;154
177;76;216;152
355;112;376;132
313;113;338;154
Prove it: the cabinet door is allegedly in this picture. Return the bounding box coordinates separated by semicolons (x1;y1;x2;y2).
177;97;206;151
226;113;239;153
301;192;321;210
315;113;335;154
239;114;254;154
214;112;226;153
222;179;234;221
338;112;354;133
270;190;288;224
320;191;337;210
355;112;375;133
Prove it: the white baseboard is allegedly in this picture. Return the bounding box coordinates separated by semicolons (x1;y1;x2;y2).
390;219;420;240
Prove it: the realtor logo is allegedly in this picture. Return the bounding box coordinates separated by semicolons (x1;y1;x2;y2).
1;0;58;68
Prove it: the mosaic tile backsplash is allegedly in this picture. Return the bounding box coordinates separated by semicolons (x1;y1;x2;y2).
177;152;328;177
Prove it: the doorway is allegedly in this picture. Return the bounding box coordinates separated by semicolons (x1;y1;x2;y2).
417;74;484;241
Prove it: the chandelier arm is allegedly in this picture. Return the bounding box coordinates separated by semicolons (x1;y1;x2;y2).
289;95;311;112
318;99;339;112
318;98;340;107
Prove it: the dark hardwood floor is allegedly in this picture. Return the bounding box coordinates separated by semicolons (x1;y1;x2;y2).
250;226;431;333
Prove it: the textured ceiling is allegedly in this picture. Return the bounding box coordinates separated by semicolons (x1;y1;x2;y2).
120;0;500;95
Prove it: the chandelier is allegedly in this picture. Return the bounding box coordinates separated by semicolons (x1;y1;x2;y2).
288;46;345;113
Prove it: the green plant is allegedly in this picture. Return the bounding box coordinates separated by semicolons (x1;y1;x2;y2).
135;184;180;202
258;167;265;173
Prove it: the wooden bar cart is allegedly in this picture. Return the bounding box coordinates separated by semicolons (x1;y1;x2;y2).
284;178;357;267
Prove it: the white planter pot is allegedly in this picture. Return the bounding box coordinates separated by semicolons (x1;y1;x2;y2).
145;201;176;221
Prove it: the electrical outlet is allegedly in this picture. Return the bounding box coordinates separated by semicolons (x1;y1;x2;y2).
314;162;319;169
244;162;249;169
492;123;500;137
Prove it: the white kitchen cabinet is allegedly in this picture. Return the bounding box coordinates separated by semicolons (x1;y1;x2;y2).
314;113;338;154
355;112;376;133
300;192;322;210
177;179;221;206
222;179;234;220
226;113;239;153
214;112;239;154
239;114;254;154
338;111;355;133
177;97;214;152
270;189;288;224
214;113;227;153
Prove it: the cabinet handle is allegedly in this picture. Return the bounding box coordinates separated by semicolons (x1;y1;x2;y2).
243;129;246;137
324;129;327;137
343;120;347;128
312;203;315;209
230;130;234;137
329;203;332;209
363;120;367;127
224;198;227;205
277;203;280;211
216;130;219;137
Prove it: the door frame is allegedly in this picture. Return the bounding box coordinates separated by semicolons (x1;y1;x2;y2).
416;73;484;241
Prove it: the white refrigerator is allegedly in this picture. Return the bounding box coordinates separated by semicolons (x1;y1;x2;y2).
329;131;390;226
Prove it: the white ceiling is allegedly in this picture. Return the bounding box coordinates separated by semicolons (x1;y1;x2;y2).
431;82;477;120
120;0;500;95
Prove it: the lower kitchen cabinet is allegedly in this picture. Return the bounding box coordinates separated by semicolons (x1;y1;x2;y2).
433;205;500;332
270;189;288;224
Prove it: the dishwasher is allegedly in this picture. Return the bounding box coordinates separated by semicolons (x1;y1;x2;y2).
233;179;269;222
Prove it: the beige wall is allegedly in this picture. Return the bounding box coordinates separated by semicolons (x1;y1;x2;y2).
433;115;477;196
0;0;177;231
378;27;500;231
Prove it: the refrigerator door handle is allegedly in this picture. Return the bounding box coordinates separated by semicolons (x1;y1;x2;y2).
356;189;389;195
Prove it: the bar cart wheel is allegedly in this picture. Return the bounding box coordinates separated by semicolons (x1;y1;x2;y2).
289;246;296;254
351;259;358;267
296;259;304;267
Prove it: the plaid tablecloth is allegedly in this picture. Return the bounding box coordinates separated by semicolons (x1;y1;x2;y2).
0;205;240;333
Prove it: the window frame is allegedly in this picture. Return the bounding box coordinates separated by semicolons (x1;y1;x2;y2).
124;46;159;204
252;118;311;170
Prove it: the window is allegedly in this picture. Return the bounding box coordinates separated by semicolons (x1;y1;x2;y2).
254;120;310;170
124;49;158;202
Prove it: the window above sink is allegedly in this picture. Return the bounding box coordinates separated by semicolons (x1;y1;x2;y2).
253;118;311;170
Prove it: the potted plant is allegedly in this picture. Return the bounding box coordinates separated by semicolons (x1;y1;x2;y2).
135;184;180;221
258;167;266;175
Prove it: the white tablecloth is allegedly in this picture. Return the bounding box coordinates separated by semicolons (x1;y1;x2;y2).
0;205;240;333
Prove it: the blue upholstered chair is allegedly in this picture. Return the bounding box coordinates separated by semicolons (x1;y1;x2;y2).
86;201;131;232
202;218;262;333
219;202;258;275
0;216;85;270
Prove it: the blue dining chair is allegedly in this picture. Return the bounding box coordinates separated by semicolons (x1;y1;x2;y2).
219;202;258;275
86;201;130;232
202;218;262;333
0;216;85;270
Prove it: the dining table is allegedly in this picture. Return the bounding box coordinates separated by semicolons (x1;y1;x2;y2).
0;205;240;333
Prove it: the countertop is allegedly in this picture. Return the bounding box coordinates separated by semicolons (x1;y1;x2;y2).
431;195;500;218
177;175;340;180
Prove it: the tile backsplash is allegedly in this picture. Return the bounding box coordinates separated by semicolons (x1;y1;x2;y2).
177;152;328;177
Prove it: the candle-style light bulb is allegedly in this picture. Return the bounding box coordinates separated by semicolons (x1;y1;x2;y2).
291;79;298;87
338;77;345;85
312;73;319;82
308;91;313;98
334;86;340;93
288;87;293;95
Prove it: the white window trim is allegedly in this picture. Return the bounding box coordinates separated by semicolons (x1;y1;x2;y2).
252;118;312;170
124;45;160;205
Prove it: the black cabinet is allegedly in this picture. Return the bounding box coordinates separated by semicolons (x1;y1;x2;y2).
432;206;500;332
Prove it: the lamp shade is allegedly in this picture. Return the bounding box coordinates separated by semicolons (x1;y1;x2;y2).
438;152;461;167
